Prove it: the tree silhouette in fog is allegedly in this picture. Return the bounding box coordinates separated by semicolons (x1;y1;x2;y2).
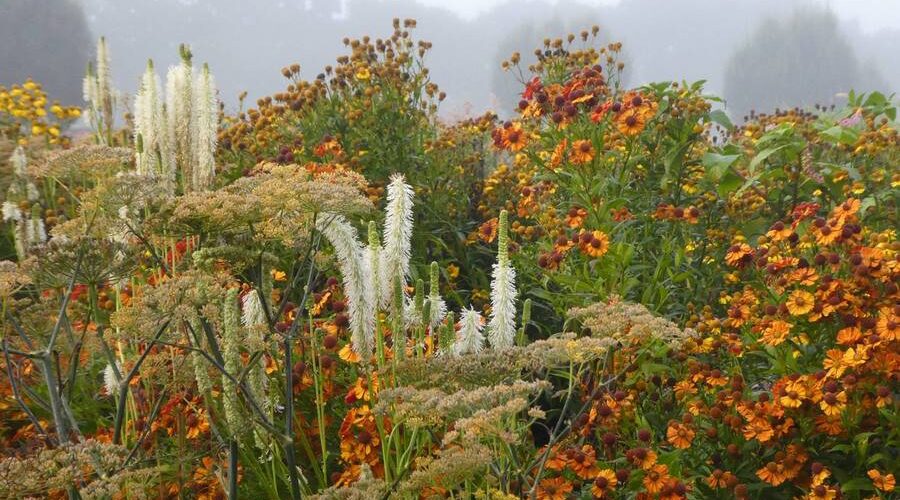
0;0;92;104
723;7;886;119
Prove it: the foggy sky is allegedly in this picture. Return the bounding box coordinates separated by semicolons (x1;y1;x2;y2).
71;0;900;117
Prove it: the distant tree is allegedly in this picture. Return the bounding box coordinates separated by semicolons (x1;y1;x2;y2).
0;0;93;105
723;7;885;119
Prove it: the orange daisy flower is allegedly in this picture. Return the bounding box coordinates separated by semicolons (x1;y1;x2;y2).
760;319;792;347
831;198;860;223
757;461;788;486
875;307;899;341
566;206;587;228
868;469;896;492
478;218;499;243
578;230;610;258
666;421;695;449
501;123;528;151
643;463;670;494
819;390;847;416
570;139;595;164
725;243;754;267
785;289;815;316
591;469;618;497
567;445;599;479
536;476;573;500
706;469;735;489
814;414;844;435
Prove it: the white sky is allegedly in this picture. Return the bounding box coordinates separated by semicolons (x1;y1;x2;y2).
412;0;900;33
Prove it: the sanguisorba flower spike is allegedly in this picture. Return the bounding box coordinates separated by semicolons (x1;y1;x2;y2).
452;307;485;356
317;214;374;357
241;289;272;449
166;44;193;189
83;36;116;143
487;209;517;349
133;60;167;178
221;287;246;438
379;173;414;308
191;63;218;191
428;261;447;329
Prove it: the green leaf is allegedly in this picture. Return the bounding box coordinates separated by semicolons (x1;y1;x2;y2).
717;169;744;197
748;144;789;174
708;109;733;131
822;126;860;145
702;152;740;179
840;478;874;493
860;196;877;215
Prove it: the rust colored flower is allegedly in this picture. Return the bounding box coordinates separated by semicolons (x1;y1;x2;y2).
666;421;695;449
549;139;568;169
706;469;735;489
819;390;847;416
591;100;612;122
611;206;633;221
570;139;595;164
567;445;599;479
591;469;618;497
536;476;573;500
643;463;670;494
785;289;815;316
831;198;860;223
760;319;792;347
501;123;528;151
566;206;587;228
339;343;362;363
757;461;787;486
778;378;807;408
478;217;499;243
726;243;754;268
578;229;610;258
868;469;895;492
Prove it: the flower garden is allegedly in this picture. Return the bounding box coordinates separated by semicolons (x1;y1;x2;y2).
0;20;897;499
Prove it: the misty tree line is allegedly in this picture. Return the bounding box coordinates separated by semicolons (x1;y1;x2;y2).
0;0;896;120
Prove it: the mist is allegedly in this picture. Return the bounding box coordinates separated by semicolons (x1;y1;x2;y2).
3;0;898;119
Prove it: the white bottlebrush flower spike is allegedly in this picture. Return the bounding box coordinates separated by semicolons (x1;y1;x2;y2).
95;37;112;115
26;213;46;245
134;60;166;177
363;221;380;346
428;295;447;329
10;146;26;176
2;202;21;223
452;308;485;356
221;288;246;436
241;289;267;328
427;262;447;329
83;37;116;142
317;214;374;357
166;53;192;187
379;173;414;307
103;362;122;395
487;210;517;349
25;182;39;202
82;63;100;122
190;63;218;191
